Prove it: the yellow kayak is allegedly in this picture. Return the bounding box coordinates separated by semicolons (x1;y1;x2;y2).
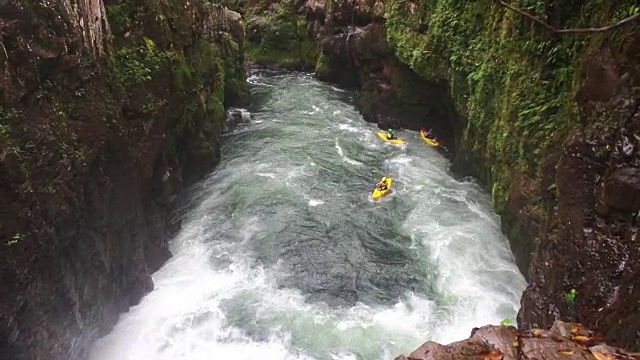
420;129;440;147
372;177;393;200
377;131;406;144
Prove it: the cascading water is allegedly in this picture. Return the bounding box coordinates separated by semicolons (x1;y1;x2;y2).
89;70;527;360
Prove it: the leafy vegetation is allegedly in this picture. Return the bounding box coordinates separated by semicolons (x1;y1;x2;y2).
242;2;318;69
113;37;164;88
500;318;514;326
0;108;20;143
0;0;248;250
384;0;637;215
565;288;577;306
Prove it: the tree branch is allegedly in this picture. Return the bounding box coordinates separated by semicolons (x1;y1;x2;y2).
0;20;18;29
494;0;640;34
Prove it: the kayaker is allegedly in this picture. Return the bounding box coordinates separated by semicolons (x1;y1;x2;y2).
376;178;388;191
386;128;397;140
423;128;436;140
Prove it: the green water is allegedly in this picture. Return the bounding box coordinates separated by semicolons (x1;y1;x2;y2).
90;70;526;360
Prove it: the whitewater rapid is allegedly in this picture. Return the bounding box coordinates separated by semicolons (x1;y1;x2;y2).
89;70;526;360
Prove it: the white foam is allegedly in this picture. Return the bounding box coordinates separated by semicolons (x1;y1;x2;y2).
308;199;324;207
258;172;277;179
335;140;363;166
304;105;322;115
338;124;362;133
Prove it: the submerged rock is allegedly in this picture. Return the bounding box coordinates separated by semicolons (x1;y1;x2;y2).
394;321;639;360
224;108;252;132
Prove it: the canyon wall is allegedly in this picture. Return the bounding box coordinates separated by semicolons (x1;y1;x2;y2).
0;0;246;358
236;0;640;351
2;0;639;356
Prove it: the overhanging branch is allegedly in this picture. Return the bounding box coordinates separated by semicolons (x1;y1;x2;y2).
494;0;640;34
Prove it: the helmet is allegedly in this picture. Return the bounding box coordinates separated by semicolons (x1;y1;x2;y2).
388;128;392;131
381;177;386;181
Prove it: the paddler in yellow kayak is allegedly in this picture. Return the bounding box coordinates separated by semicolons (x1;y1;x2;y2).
372;176;393;199
420;128;440;147
375;177;389;191
386;128;397;140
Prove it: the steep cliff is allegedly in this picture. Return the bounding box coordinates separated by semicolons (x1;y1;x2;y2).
0;0;246;358
234;0;640;351
383;0;640;350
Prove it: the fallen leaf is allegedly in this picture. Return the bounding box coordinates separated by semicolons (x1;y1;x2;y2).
598;307;604;312
559;349;574;355
480;350;503;360
573;335;591;342
590;351;614;360
533;330;542;337
512;341;519;347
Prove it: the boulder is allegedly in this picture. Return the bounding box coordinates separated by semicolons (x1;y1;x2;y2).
224;8;245;41
603;167;640;212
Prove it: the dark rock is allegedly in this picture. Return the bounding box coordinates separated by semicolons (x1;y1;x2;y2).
519;77;640;350
350;23;390;59
602;167;640;212
305;0;326;21
223;108;252;132
224;9;245;41
0;0;246;358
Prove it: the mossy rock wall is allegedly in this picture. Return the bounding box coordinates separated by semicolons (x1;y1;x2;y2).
228;0;319;69
385;0;638;267
0;0;246;358
385;0;640;350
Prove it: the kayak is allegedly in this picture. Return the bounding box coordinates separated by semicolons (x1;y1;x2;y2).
420;129;440;147
377;131;406;144
372;177;393;200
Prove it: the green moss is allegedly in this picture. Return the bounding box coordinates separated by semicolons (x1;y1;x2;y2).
113;37;165;89
385;0;636;215
0;108;20;142
168;50;193;91
246;42;304;67
105;1;134;35
314;51;331;79
218;32;248;104
244;7;318;69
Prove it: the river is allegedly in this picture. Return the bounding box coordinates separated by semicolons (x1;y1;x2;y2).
89;70;526;360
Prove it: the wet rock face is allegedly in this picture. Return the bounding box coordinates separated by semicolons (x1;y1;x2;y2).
602;167;640;212
394;321;638;360
304;0;459;144
0;0;246;358
518;34;640;350
225;9;246;42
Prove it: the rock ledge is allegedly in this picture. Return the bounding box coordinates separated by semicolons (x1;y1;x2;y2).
395;321;640;360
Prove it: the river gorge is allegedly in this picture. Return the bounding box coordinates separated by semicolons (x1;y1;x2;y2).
1;0;639;359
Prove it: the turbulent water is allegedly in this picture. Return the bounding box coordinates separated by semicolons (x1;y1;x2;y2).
90;70;527;360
